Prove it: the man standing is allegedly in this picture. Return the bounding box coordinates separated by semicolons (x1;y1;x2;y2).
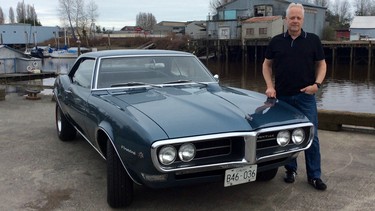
262;3;327;190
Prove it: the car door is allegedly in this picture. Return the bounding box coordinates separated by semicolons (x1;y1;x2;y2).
65;58;96;136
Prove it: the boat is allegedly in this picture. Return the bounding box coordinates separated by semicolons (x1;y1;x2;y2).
29;46;53;58
50;47;90;58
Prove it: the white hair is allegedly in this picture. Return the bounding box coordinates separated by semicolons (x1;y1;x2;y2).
286;3;305;17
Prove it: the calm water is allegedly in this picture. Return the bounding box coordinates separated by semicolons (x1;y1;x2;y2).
10;57;375;114
204;59;375;114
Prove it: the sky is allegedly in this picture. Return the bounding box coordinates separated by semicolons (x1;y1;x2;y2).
1;0;213;30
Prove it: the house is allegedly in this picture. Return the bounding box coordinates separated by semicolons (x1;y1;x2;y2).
335;29;350;41
0;24;59;46
0;45;41;74
207;0;326;40
241;16;283;43
152;21;186;36
185;21;206;39
120;26;144;33
350;16;375;41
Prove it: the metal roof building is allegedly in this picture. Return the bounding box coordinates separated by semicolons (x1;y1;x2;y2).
350;16;375;40
0;24;59;45
207;0;326;40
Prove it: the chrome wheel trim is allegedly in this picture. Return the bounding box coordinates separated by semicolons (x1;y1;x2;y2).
57;108;62;133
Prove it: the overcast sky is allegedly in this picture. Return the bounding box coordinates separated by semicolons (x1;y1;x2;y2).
1;0;213;29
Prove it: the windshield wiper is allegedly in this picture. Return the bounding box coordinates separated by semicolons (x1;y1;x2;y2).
110;82;149;87
162;80;192;84
163;80;209;87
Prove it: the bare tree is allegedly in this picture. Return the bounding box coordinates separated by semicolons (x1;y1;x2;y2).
74;0;86;38
9;7;15;23
26;4;37;23
354;0;374;15
59;0;78;40
59;0;99;42
331;0;352;27
16;1;26;23
136;12;156;31
0;7;4;24
87;0;99;36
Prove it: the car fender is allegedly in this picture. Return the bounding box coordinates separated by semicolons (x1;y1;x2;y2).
96;122;143;185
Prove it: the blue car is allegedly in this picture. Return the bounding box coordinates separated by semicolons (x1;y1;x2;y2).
53;49;314;208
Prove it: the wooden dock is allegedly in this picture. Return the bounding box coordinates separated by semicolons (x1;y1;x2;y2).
0;72;57;83
194;39;375;67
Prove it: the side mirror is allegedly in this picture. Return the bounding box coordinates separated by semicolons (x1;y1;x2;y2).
214;74;219;82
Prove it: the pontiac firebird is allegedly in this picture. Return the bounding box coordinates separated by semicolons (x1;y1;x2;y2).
53;49;314;208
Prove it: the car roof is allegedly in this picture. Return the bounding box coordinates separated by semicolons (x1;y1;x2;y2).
80;49;192;59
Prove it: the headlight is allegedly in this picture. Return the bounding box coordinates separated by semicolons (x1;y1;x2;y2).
277;130;290;146
292;128;305;145
158;145;177;165
178;143;196;162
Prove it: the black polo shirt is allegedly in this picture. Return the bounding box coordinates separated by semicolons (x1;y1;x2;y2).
265;29;325;96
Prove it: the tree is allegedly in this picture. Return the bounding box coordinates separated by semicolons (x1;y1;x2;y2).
136;12;156;31
87;0;99;36
0;7;4;24
59;0;79;40
330;0;352;28
14;2;41;25
16;1;26;23
59;0;99;42
9;7;15;23
354;0;375;15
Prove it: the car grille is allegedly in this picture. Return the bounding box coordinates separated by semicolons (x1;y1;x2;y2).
166;137;245;167
151;123;314;172
256;126;312;158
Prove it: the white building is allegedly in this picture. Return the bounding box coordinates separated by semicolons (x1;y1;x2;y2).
0;45;41;73
241;16;283;43
185;21;206;40
0;24;59;45
350;16;375;41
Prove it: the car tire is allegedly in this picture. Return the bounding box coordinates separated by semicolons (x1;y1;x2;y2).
107;140;133;208
256;168;278;181
55;104;76;141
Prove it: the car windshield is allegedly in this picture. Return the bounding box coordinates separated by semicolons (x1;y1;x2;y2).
96;55;216;89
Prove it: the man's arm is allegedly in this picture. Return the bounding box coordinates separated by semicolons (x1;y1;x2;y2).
300;59;327;94
315;59;327;84
262;58;276;98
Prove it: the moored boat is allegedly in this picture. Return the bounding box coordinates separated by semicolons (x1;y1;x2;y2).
50;47;90;58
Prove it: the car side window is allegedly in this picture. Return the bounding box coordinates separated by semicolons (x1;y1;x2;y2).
72;59;95;88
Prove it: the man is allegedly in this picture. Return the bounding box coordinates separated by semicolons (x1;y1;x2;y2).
262;3;327;191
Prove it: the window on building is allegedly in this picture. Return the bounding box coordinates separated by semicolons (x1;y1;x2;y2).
259;28;267;35
254;5;273;17
246;28;254;35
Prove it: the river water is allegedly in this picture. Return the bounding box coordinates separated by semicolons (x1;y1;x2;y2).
203;59;375;114
12;57;375;114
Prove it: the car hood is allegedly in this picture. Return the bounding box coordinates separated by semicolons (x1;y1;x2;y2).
108;84;308;138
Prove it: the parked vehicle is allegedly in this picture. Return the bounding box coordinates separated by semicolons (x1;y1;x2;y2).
53;49;314;208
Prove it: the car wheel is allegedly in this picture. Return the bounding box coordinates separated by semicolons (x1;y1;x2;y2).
256;168;278;181
55;104;76;141
107;140;133;208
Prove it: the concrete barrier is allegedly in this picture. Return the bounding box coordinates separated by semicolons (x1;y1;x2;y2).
318;109;375;131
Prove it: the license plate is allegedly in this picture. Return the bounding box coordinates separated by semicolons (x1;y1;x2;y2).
224;165;257;187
